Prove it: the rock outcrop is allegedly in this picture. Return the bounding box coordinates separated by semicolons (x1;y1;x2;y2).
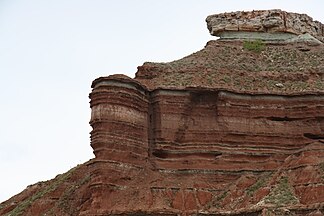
206;9;324;42
1;10;323;216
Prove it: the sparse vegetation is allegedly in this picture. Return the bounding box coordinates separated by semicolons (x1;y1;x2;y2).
213;191;228;208
0;204;4;210
217;191;228;201
264;176;298;207
220;75;231;84
315;80;324;90
56;174;90;214
140;42;324;93
204;190;228;210
319;162;324;180
247;174;270;196
5;166;78;216
320;162;324;172
243;40;265;53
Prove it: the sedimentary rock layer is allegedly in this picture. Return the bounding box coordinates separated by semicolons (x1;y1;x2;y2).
135;40;324;94
85;75;324;215
206;9;324;42
151;90;324;171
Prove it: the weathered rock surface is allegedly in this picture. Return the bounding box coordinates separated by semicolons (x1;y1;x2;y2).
1;10;324;216
206;9;324;42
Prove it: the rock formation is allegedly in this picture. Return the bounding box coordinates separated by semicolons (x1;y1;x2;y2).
206;9;324;42
1;9;324;216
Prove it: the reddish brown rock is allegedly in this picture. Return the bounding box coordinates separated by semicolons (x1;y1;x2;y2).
197;190;213;206
1;9;324;216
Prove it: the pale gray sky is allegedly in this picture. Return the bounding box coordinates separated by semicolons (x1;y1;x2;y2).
0;0;323;202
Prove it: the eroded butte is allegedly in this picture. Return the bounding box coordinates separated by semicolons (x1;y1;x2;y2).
1;9;324;216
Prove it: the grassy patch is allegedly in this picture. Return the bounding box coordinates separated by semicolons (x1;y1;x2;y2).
220;75;231;84
204;190;228;210
56;174;90;214
246;174;270;196
0;203;5;210
320;162;324;172
213;191;228;208
315;80;324;90
319;162;324;180
264;176;298;206
243;40;265;53
217;191;228;202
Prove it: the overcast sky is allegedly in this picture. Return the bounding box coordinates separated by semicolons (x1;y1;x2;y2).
0;0;323;202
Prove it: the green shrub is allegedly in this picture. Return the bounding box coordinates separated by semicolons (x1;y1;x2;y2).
320;162;324;172
243;40;265;53
264;176;298;206
212;191;228;208
247;175;269;196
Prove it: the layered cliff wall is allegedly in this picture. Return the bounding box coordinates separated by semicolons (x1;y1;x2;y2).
151;90;324;172
86;81;324;215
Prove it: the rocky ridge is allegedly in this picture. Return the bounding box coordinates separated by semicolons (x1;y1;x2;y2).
1;10;324;216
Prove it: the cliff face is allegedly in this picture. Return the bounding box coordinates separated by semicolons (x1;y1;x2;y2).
1;10;324;216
